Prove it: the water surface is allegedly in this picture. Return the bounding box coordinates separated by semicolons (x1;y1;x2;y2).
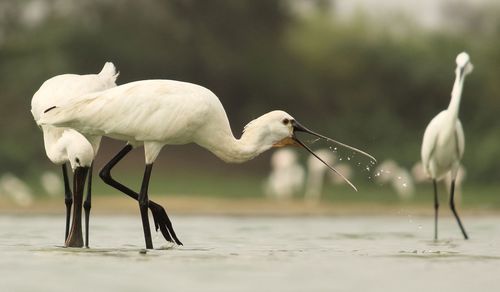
1;215;499;291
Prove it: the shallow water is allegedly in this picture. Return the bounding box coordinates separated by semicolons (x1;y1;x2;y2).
1;215;499;292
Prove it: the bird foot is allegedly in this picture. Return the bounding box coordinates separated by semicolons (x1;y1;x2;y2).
149;201;183;245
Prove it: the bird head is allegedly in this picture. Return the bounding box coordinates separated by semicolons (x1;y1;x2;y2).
61;130;95;171
456;52;473;77
245;110;376;191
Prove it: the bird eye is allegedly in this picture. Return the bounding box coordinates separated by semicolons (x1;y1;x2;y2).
282;118;290;125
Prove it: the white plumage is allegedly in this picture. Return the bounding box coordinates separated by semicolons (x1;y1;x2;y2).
39;78;374;249
421;52;473;240
31;62;118;247
31;62;119;169
264;149;305;200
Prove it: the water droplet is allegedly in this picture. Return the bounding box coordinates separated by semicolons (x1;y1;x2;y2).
365;166;370;171
347;157;351;161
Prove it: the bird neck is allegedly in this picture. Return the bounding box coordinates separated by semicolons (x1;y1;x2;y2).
203;127;273;164
447;68;465;122
42;125;67;164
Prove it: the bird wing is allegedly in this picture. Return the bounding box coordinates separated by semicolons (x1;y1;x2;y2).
31;63;118;122
421;112;445;173
38;80;215;142
455;119;465;159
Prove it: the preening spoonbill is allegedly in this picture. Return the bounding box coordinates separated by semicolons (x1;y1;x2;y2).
32;66;181;248
264;149;305;200
39;79;375;249
421;52;473;240
31;62;118;247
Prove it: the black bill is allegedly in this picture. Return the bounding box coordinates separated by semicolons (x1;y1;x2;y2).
291;120;377;192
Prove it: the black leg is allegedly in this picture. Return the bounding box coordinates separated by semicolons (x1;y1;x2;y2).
139;164;154;249
83;163;93;248
449;179;469;240
65;166;89;247
433;179;439;241
62;164;72;241
99;144;183;245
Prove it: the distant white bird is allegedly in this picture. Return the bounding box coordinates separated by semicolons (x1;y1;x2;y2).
0;173;34;207
374;160;414;200
421;52;473;240
31;62;118;247
411;161;428;183
304;149;353;203
265;149;305;200
40;171;63;197
329;164;353;185
39;79;376;249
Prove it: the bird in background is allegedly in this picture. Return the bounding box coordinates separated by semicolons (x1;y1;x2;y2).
40;171;64;197
374;159;414;200
421;52;473;240
39;79;376;249
304;149;353;204
0;173;34;207
31;62;118;247
264;148;305;200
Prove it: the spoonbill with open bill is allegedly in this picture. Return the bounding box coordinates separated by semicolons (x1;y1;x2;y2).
39;79;376;249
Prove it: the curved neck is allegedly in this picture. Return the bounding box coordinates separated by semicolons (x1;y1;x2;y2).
213;133;271;163
448;68;465;121
199;127;273;163
42;125;67;164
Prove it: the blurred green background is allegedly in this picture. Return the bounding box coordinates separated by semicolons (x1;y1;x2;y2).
1;0;499;208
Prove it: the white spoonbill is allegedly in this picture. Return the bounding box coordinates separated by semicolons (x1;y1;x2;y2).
421;52;473;240
31;62;118;247
39;79;376;249
32;65;181;247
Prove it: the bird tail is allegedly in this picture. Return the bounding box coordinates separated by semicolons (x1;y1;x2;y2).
98;62;119;85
